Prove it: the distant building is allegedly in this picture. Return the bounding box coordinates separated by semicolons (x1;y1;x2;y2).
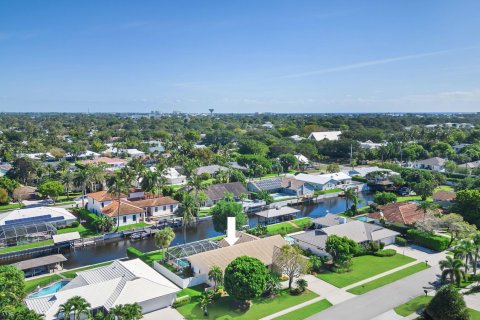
295;172;352;190
453;143;470;153
307;131;342;141
0;206;76;227
413;157;447;172
247;177;314;197
194;164;228;176
359;140;387;149
290;135;304;142
164;168;186;185
201;182;249;207
80;157;127;171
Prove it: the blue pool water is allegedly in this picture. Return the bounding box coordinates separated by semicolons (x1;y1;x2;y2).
356;216;374;222
174;259;190;268
28;280;70;298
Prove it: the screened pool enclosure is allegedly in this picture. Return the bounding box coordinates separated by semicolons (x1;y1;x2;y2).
0;222;57;248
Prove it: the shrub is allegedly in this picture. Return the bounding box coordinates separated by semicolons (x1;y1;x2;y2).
407;229;450;251
366;241;380;253
424;284;469;320
172;295;191;308
352;176;368;183
76;209;100;228
379;242;385;249
126;247;143;259
0;188;9;205
373;191;397;205
71;221;80;228
395;236;407;246
373;249;396;257
182;266;194;278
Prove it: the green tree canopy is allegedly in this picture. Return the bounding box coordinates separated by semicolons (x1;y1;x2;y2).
424;284;469;320
38;180;64;202
224;256;268;302
211;199;247;233
325;235;360;268
0;265;26;310
454;189;480;228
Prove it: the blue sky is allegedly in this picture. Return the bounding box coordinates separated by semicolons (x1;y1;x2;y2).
1;0;480;113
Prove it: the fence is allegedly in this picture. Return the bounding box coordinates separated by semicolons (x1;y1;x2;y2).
153;261;207;288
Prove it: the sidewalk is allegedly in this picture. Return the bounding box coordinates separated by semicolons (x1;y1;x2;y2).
260;296;324;320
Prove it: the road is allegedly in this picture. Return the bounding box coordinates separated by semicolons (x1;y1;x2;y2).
306;266;440;320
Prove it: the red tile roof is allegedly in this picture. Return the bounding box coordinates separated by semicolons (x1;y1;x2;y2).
101;200;144;217
377;202;425;225
87;190;127;202
432;190;456;202
131;197;179;207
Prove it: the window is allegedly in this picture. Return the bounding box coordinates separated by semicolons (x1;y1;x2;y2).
155;207;158;212
123;216;127;223
101;202;104;208
163;206;167;211
170;205;174;212
133;215;137;221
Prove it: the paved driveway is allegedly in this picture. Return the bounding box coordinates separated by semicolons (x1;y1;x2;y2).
306;265;441;320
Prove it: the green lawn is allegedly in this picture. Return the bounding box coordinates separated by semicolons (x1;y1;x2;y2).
434;185;454;192
61;261;113;279
470;309;480;320
176;284;206;298
347;262;430;294
0;239;54;254
198;207;213;217
394;295;432;316
317;254;416;288
140;250;165;265
273;299;332;320
397;195;432;202
117;222;150;231
24;274;62;293
266;217;312;236
177;288;318;320
0;203;23;211
314;188;342;196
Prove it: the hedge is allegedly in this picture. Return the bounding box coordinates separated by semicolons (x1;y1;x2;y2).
172;295;191;308
407;229;450;251
76;209;100;228
352;175;368;183
395;236;408;246
127;247;144;259
385;223;412;236
374;249;397;257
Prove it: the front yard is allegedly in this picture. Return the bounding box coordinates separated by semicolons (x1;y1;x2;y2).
316;254;416;288
176;286;319;320
394;295;480;319
347;262;430;294
272;299;332;320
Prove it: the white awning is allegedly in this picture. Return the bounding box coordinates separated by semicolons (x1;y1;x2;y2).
52;232;81;244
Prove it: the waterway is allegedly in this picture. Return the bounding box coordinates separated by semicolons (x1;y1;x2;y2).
62;192;374;269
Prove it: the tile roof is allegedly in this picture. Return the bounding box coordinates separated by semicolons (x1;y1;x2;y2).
131;196;179;207
312;213;352;227
87;190;127;202
432;190;456;202
101;200;144;217
415;157;446;166
377;202;425;225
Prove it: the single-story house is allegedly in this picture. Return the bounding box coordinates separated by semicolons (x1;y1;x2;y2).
345;166;398;178
453;143;470;153
226;161;247;171
25;259;180;320
13;185;38;201
413;157;446;172
126;148;145;158
369;202;430;225
432;190;456;208
0;206;77;228
460;160;480;170
195;165;228;176
359;140;387;149
290;135;304;142
202;182;249;207
80;157;127;171
308;131;342;141
164;168;186;185
0;163;12;177
186;235;287;285
312;214;352;229
295;172;352;190
291;220;399;257
247;177;314;197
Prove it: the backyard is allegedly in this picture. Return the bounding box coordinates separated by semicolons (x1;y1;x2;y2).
0;239;54;254
266;217;312;236
317;254;416;288
176;286;319;320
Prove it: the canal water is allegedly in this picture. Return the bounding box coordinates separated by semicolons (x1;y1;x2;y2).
62;192;374;269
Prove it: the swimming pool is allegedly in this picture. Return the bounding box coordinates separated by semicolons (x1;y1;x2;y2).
28;280;70;298
174;259;190;268
355;216;374;223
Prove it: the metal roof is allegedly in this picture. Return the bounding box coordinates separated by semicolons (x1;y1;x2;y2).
12;254;67;270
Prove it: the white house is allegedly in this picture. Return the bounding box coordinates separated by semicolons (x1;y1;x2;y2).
25;259;180;319
80;157;127;171
345;166;398;178
0;206;77;228
308;131;342;141
295;172;352;190
413;157;447;172
359;140;387;149
164;168;186;185
126;148;145;158
294;154;309;165
86;190;179;226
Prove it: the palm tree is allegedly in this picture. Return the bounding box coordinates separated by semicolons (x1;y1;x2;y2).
66;296;91;320
344;188;357;211
440;256;466;286
106;173;129;232
189;174;207;211
154;227;175;257
120;303;143;320
473;233;480;276
128;158;146;188
74;167;94;208
199;292;213;317
295;278;308;293
141;170;160;196
455;240;475;274
180;192;197;243
57;301;74;320
208;265;223;291
62;171;75;200
95;215;114;233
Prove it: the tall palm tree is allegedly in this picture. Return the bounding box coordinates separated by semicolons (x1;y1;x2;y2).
57;301;74;320
208;265;223;291
106;173;130;232
440;256;466;286
74;166;94;208
416;201;436;220
455;240;475;274
473;233;480;276
62;171;75;200
140;170;160;196
180;192;197;243
344;188;357;211
189;174;207;211
128;158;146;188
121;303;143;320
60;296;91;320
154;227;175;257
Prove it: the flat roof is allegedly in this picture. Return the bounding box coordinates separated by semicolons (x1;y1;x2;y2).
255;206;300;219
52;232;81;244
12;254;67;270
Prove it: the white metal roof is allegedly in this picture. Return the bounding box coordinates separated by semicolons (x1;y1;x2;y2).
52;232;81;244
0;206;76;226
295;172;351;185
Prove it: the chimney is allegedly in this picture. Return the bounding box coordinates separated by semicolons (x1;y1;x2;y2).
227;217;237;243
